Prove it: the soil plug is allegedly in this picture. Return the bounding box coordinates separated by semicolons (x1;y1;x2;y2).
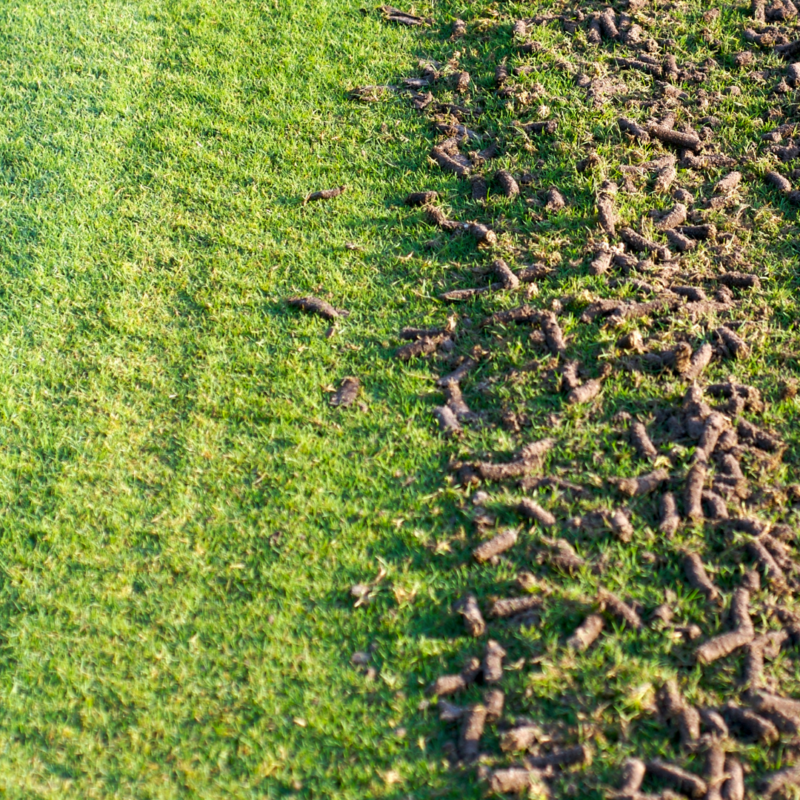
483;640;506;683
597;181;618;235
540;311;566;354
470;175;488;202
517;498;556;526
630;421;658;461
714;172;742;194
431;657;482;696
648;125;702;151
545;186;566;212
715;326;750;360
501;724;544;752
659;492;681;536
620;227;671;261
590;246;614;275
489;595;542;619
567;614;605;651
459;703;486;761
683;552;721;602
722;758;745;800
685;461;707;520
405;191;438;206
303;185;346;205
723;704;779;744
454;594;486;637
473;529;518;563
492;258;520;289
484;689;504;722
288;296;348;320
495;169;520;198
599;589;642;629
488;768;548;795
451;18;466;38
525;744;591;769
646;760;707;798
615;468;669;497
656;203;688;231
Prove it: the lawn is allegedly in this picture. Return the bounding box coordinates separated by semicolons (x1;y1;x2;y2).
1;0;800;798
0;0;466;797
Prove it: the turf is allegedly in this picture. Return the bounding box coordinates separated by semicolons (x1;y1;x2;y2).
0;1;473;797
2;0;800;798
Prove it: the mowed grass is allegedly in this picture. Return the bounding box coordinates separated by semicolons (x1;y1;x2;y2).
3;0;800;798
0;1;479;797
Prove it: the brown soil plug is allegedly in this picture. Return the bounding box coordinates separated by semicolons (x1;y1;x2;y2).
489;595;542;619
618;117;650;141
590;246;614;275
454;594;486;637
483;639;506;683
451;18;466;38
654;163;678;194
722;758;745;800
682;343;714;382
660;492;681;536
545;186;566;212
567;614;605;651
717;272;760;290
715;326;750;360
723;703;779;744
470;175;488;202
525;744;591;769
488;768;547;794
540;311;566;354
599;589;642;629
405;190;439;206
683;552;720;602
475;438;554;482
702;491;729;521
396;335;445;360
491;258;520;290
657;680;701;746
331;376;361;408
701;708;729;739
630;421;658;461
459;703;486;761
597;181;618;235
303;185;346;205
484;688;504;722
714;171;742;194
495;170;519;198
501;724;543;752
646;760;707;798
766;170;793;193
696;624;754;665
620;227;671;261
431;657;482;696
704;741;726;800
760;765;800;798
546;539;585;574
466;222;497;246
288;296;347;320
615;468;669;497
608;508;634;542
433;406;464;436
473;529;518;563
695;412;729;461
745;539;787;591
648;125;702;151
666;229;696;252
737;419;782;451
685;461;707;521
612;758;646;797
567;378;603;405
517;498;556;526
656;203;688;231
752;691;800;733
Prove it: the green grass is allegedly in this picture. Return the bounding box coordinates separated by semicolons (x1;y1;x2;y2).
0;1;476;797
1;0;800;798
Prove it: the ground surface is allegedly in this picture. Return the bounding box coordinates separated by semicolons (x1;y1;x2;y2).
2;0;800;798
